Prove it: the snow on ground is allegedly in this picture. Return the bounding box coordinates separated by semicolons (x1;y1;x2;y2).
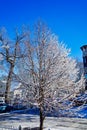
0;112;87;130
1;92;87;130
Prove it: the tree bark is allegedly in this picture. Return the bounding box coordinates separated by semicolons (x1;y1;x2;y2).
5;64;14;104
40;108;44;130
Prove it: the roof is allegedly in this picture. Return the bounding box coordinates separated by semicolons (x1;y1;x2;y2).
80;45;87;50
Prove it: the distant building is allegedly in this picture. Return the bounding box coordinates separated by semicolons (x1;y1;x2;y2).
0;80;6;96
80;45;87;89
0;80;6;103
12;83;28;106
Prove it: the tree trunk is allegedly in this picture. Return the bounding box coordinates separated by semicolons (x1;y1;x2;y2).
40;108;44;130
5;64;14;104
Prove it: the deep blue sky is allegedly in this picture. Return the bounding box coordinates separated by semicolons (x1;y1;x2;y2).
0;0;87;60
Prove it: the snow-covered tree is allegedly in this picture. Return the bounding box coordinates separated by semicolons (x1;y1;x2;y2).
14;22;84;130
0;28;27;104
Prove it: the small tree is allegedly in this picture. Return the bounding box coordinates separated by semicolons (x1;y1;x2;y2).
14;22;84;130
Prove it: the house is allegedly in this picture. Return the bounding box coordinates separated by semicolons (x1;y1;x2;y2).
12;83;28;107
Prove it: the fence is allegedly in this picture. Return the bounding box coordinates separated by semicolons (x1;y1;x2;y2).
0;125;49;130
0;125;18;130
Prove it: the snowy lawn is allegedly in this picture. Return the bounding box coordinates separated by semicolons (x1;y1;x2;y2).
0;112;87;130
